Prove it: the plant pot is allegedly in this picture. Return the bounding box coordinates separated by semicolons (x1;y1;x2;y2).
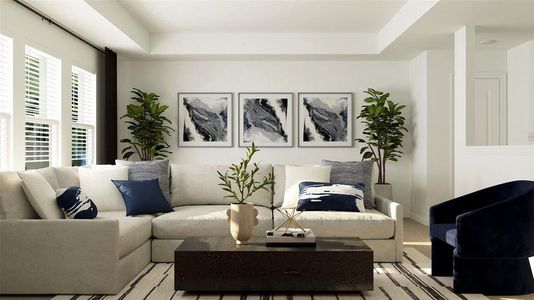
226;202;259;245
374;183;393;200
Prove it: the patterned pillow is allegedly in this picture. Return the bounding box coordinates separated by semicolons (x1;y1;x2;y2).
116;160;170;203
297;181;365;212
321;160;374;209
56;187;98;219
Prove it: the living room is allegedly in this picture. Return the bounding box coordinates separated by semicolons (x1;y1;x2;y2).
0;0;533;299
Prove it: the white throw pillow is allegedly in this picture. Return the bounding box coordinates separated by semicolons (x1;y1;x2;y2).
282;165;331;208
79;166;128;211
17;170;63;219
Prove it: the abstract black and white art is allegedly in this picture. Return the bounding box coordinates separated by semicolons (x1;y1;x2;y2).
178;93;232;147
239;93;293;147
298;93;352;147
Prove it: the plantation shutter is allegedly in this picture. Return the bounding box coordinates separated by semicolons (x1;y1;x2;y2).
24;46;61;170
0;34;13;170
71;66;96;166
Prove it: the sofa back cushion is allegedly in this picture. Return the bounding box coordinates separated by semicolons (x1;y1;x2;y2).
17;170;64;219
170;164;273;208
79;166;128;211
0;171;39;219
272;164;286;208
54;167;80;188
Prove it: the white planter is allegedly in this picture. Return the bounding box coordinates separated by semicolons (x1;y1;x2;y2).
374;183;393;200
226;202;258;245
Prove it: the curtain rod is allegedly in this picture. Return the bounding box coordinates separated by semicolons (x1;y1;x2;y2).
13;0;105;54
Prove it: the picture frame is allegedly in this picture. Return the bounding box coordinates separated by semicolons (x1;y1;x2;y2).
238;93;293;147
298;92;353;147
178;92;233;147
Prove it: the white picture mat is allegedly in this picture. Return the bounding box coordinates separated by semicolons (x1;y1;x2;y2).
178;93;233;147
238;93;293;147
298;93;353;147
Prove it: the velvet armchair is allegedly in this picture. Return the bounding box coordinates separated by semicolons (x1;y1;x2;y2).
429;180;534;295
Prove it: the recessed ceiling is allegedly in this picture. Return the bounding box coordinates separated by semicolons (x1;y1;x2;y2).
117;0;407;33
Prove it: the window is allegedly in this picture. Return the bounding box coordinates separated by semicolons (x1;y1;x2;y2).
71;66;96;166
24;46;61;170
0;34;13;171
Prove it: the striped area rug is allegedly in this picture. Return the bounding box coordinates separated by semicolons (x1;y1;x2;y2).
52;248;488;300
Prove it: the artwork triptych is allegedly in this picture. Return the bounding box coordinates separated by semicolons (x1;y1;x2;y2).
178;92;352;148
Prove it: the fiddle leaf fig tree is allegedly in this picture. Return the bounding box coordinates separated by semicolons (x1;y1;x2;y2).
356;88;407;184
217;143;274;204
120;88;174;161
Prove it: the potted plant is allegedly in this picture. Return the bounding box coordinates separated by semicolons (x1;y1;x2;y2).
218;143;274;244
120;88;174;160
356;88;407;200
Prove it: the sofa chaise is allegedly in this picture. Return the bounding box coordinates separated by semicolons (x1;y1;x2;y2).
0;164;403;295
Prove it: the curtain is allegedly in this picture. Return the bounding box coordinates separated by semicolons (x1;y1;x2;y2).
97;47;117;164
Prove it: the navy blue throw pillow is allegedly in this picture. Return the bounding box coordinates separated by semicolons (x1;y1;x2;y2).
56;187;98;219
297;181;365;212
112;179;173;216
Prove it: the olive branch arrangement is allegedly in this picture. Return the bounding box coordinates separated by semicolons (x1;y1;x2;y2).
217;143;274;204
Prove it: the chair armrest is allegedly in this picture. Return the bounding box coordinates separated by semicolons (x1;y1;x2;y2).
456;192;534;258
0;219;120;294
375;195;403;262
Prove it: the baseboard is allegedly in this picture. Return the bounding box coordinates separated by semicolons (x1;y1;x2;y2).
409;213;429;226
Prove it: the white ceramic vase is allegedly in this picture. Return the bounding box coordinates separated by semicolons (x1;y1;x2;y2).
226;202;258;245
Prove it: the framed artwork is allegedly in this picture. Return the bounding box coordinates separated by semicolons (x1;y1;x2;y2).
178;93;233;147
238;93;293;147
298;92;353;147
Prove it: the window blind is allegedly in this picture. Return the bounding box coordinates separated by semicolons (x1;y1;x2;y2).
71;66;96;166
0;34;13;171
24;46;61;170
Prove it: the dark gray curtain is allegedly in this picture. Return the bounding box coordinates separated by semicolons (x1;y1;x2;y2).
97;48;117;164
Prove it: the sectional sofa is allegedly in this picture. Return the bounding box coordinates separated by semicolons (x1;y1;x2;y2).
0;164;403;295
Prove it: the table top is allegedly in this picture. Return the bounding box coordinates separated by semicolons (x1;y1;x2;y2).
176;237;372;253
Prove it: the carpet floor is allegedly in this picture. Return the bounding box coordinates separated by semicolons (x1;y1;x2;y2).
51;248;489;300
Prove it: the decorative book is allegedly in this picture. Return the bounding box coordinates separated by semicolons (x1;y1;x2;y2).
265;228;316;247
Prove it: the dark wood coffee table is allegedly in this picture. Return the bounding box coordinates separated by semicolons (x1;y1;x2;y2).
174;237;373;292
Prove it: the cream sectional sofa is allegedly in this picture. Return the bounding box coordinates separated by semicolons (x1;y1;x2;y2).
0;164;403;295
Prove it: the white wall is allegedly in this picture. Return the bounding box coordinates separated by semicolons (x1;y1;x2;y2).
454;26;534;197
409;50;454;224
117;60;414;210
0;0;100;170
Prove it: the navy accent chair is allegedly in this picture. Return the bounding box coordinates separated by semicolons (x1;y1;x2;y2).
430;180;534;295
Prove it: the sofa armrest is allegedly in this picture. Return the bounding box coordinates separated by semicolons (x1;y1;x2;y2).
375;195;403;262
0;219;120;294
456;192;534;258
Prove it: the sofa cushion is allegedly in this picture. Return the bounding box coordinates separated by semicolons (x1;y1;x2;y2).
0;171;38;219
53;167;80;188
321;160;375;209
273;164;286;207
37;167;60;190
170;164;273;208
273;209;394;239
430;223;457;246
152;205;273;239
97;211;153;258
17;170;63;219
79;166;128;211
115;159;171;203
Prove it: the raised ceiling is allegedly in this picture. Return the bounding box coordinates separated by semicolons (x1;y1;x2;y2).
19;0;534;60
116;0;407;33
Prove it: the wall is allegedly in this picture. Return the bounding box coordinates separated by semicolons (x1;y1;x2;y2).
0;0;101;170
507;39;534;145
409;50;454;224
454;26;534;197
117;60;414;210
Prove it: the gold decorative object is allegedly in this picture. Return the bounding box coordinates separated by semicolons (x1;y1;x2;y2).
274;207;307;233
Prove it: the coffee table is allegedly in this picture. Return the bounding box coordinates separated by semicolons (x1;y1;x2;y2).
174;237;373;292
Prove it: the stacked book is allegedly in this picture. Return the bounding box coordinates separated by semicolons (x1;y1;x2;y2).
265;228;316;247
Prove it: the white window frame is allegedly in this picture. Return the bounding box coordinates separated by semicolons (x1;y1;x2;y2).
24;45;61;170
0;33;13;171
71;65;96;166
